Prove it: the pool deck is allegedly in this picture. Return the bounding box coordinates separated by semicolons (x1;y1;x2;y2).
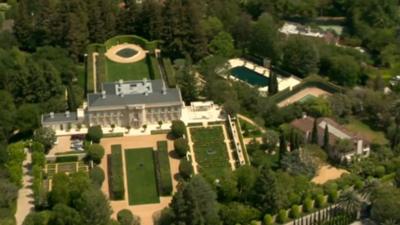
227;58;301;93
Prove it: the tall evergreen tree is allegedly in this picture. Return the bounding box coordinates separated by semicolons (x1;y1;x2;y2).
136;0;163;40
323;124;330;151
279;133;287;167
14;0;35;50
167;176;221;225
268;71;278;95
311;118;319;144
117;0;140;34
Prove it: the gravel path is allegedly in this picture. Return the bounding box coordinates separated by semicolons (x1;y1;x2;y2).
15;150;34;225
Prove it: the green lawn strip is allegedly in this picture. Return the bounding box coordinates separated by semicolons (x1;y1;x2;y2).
239;117;262;138
110;145;125;200
156;141;173;196
344;118;388;145
190;126;231;178
106;58;150;82
125;148;159;205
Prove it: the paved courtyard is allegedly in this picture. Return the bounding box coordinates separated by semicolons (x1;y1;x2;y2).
100;134;179;225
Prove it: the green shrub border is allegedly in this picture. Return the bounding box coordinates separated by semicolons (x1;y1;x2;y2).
110;145;125;200
103;132;124;138
147;55;161;80
55;155;79;163
162;58;176;87
151;129;170;135
154;141;173;196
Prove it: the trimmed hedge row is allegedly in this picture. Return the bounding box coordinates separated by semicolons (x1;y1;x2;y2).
147;55;161;80
162;58;176;87
110;145;125;200
155;141;173;196
55;155;78;163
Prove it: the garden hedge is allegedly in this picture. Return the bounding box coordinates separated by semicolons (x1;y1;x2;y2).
55;155;78;163
110;145;125;200
104;35;158;51
162;58;176;87
146;55;161;80
155;141;173;196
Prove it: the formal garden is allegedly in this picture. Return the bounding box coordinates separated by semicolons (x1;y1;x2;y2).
190;126;231;178
125;148;160;205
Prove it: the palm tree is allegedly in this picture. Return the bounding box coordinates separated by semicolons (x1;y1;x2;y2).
338;190;363;219
360;178;379;200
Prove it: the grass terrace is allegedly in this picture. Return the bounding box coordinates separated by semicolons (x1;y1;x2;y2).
190;126;231;178
344;118;389;145
125;148;159;205
106;58;150;81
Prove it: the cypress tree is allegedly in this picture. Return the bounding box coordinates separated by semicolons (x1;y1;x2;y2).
268;71;278;95
311;118;319;144
279;133;287;160
323;124;330;151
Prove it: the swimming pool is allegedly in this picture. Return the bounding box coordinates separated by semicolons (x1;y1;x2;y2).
230;66;269;87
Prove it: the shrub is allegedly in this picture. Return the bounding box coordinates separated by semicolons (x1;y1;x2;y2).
31;142;45;153
110;145;125;200
87;125;103;143
374;165;386;178
90;166;105;188
328;189;338;203
174;138;188;157
277;209;288;223
156;141;173;196
33;127;56;152
117;209;140;225
179;159;193;180
263;214;274;225
87;144;105;164
303;197;314;212
170;120;186;138
315;194;327;208
290;204;301;218
32;151;45;167
163;58;176;87
55;155;78;163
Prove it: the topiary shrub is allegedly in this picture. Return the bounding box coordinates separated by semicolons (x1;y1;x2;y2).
303;197;314;212
33;127;56;152
179;159;193;180
170;120;186;138
117;209;140;225
263;214;274;225
290;204;301;219
328;189;338;203
87;144;105;164
90;166;105;188
315;194;327;208
31;142;45;153
277;209;288;224
174;138;189;157
86;125;103;143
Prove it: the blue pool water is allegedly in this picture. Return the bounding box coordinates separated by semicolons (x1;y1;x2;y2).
230;66;269;87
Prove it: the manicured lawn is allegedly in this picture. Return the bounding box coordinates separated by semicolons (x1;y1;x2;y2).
239;118;262;138
106;58;150;82
344;118;388;145
124;148;159;205
190;126;231;178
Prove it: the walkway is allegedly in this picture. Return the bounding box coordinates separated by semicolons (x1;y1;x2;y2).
15;149;34;225
237;114;266;133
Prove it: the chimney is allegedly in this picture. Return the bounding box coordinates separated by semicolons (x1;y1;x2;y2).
120;93;124;98
143;77;147;84
162;81;167;95
119;79;123;85
144;91;149;96
101;90;106;99
50;112;54;119
65;111;70;118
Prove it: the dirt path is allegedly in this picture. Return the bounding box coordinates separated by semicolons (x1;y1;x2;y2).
15;150;34;225
237;114;266;133
100;134;180;225
312;165;348;184
277;87;331;108
105;44;146;64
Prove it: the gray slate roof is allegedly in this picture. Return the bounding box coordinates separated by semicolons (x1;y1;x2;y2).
88;80;182;109
42;112;79;124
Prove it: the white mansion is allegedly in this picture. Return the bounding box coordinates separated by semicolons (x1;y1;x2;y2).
41;79;184;130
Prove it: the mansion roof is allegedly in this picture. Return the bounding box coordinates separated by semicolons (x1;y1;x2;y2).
87;79;183;109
